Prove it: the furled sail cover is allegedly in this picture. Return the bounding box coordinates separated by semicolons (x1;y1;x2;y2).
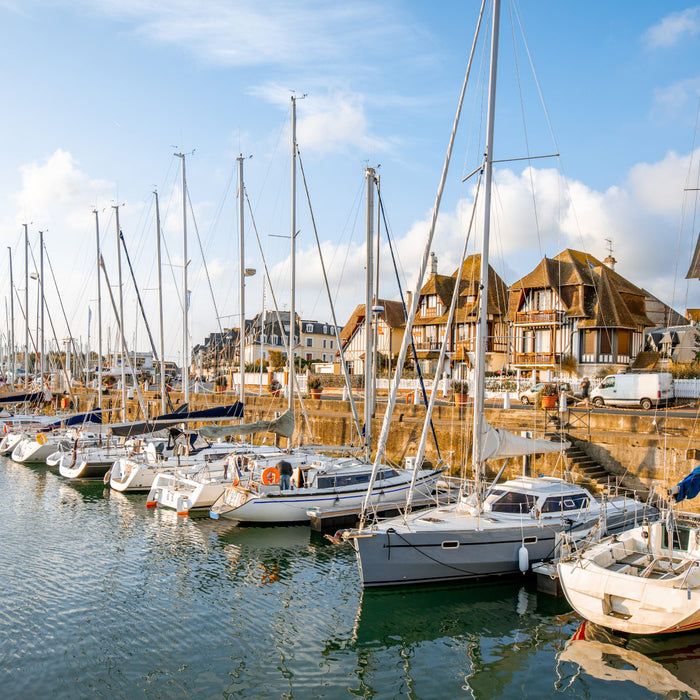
199;409;295;441
41;410;103;431
479;421;569;462
0;391;44;404
110;402;244;437
687;233;700;279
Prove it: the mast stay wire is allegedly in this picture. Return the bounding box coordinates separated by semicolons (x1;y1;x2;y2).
295;144;363;443
244;191;315;443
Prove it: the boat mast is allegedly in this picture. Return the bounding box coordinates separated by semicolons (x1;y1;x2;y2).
175;152;190;404
113;205;127;421
238;153;246;408
154;191;167;414
7;247;14;387
364;167;376;462
93;210;103;412
472;0;500;498
23;224;28;389
289;96;297;413
39;230;45;390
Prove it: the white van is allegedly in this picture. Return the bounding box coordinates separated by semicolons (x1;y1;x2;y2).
589;372;674;410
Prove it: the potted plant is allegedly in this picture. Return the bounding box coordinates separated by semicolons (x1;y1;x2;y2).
451;380;469;407
308;375;323;399
214;375;228;393
268;379;282;397
539;383;558;409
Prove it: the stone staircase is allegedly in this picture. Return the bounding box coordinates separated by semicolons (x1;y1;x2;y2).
563;439;641;498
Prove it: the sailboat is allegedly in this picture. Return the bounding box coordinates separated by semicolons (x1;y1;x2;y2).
557;469;700;635
344;0;652;588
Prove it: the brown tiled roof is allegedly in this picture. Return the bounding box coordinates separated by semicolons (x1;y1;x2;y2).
339;298;405;344
507;248;653;329
630;351;660;370
418;274;455;306
452;254;509;320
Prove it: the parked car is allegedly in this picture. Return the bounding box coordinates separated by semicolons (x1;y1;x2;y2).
589;372;674;410
518;382;577;405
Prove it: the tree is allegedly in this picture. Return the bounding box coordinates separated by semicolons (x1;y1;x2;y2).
268;350;286;370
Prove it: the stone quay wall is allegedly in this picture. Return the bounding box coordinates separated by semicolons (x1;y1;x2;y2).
66;390;699;503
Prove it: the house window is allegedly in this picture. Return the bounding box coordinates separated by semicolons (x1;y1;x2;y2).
306;338;313;347
306;353;313;361
323;325;327;334
329;340;334;349
322;339;327;348
322;354;327;362
428;295;436;308
583;330;595;355
306;324;313;332
599;329;613;355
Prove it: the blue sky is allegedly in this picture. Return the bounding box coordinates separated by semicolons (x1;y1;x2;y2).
2;0;700;364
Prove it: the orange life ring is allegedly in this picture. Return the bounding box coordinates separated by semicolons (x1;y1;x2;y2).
36;433;47;445
261;466;280;485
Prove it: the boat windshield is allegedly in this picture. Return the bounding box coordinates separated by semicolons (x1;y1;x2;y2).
487;488;536;514
540;493;589;513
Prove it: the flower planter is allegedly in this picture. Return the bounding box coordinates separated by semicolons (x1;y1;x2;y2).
454;393;469;407
270;390;281;398
310;388;323;399
541;395;557;409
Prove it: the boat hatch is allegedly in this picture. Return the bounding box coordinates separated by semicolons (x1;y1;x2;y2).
441;540;460;549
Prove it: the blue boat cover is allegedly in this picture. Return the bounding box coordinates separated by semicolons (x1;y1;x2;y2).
674;465;700;502
41;410;103;431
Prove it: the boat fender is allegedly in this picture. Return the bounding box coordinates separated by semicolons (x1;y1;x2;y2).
232;473;240;487
261;466;280;485
3;424;8;434
518;545;529;573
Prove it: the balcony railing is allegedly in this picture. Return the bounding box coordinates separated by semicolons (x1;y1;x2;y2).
513;352;561;366
514;310;562;325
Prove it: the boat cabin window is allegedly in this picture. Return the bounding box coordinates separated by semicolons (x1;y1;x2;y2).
540;494;589;513
315;468;398;490
489;489;536;513
662;525;692;552
316;473;371;489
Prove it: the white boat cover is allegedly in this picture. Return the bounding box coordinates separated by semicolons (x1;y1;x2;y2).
199;409;295;441
479;421;569;462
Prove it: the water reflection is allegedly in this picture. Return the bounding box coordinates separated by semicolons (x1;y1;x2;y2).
558;620;700;698
350;581;575;698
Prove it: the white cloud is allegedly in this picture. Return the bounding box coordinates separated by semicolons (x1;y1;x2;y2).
49;0;410;69
250;86;390;156
643;7;700;49
651;77;700;121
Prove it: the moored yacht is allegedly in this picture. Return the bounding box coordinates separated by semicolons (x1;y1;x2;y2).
209;455;444;525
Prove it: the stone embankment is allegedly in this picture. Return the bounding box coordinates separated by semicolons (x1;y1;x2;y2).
57;390;700;511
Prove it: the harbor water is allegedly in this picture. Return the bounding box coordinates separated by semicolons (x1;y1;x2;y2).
3;456;699;699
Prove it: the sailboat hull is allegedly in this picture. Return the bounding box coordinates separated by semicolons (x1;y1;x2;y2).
351;496;654;588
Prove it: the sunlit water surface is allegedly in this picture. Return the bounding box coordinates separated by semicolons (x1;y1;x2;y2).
2;457;698;699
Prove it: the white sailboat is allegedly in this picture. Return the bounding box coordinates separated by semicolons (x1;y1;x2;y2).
344;0;652;588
